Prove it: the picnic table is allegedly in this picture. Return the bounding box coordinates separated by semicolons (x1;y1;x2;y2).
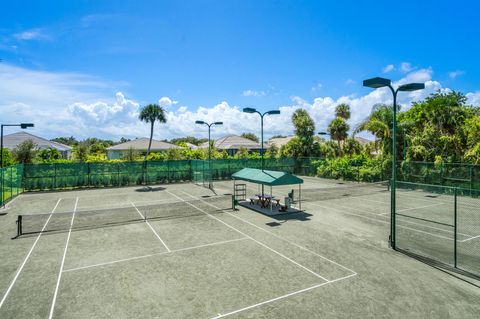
255;194;280;208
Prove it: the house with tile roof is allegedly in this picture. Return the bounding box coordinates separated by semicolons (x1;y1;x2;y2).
106;138;180;159
3;131;72;159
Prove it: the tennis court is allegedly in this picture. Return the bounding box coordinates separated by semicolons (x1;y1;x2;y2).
0;178;479;318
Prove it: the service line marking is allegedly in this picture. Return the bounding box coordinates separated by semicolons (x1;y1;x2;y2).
166;190;330;282
131;202;170;252
62;237;249;273
180;190;357;276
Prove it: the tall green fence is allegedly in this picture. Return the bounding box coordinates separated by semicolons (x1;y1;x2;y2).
23;160;193;191
395;181;480;279
0;164;23;206
21;158;320;192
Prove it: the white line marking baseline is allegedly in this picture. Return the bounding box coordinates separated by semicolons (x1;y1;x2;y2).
0;199;62;309
166;190;330;282
62;237;249;273
49;197;78;319
131;202;170;252
210;273;357;319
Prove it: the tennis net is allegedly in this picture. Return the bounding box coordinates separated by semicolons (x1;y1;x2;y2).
298;181;390;202
16;195;232;237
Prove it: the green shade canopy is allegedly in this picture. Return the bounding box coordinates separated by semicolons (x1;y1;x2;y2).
232;168;303;186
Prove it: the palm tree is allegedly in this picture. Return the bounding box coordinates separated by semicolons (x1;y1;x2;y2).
139;104;167;162
335;103;351;120
328;117;349;149
355;104;393;156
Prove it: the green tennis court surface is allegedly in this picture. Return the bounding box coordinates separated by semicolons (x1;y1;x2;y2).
0;178;479;318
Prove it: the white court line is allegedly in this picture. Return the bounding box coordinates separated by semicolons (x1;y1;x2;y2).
166;190;330;282
180;190;357;275
211;272;357;319
396;202;446;213
0;198;62;309
131;202;171;252
49;197;78;319
459;234;480;243
3;193;21;208
62;237;249;273
305;201;457;241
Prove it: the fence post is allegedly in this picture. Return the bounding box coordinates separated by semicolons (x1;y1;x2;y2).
454;187;458;268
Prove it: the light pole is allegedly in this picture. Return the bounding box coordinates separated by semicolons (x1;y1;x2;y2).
1;123;34;207
242;108;280;196
363;77;424;249
242;108;280;170
195;120;223;188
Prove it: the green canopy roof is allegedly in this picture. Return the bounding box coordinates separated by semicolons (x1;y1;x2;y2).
232;168;303;186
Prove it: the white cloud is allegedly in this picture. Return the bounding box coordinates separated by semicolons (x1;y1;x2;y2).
345;79;355;85
466;91;480;105
0;63;478;141
400;62;413;73
448;70;465;79
13;29;49;41
243;89;266;97
382;64;395;73
158;96;178;108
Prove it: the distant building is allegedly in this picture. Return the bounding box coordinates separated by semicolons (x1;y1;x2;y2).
2;132;72;159
199;134;268;156
268;136;294;149
184;142;198;149
107;138;180;159
354;136;372;145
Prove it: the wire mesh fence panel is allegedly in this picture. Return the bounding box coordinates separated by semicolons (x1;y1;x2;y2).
395;182;456;267
456;188;480;277
299;181;389;203
399;161;480;190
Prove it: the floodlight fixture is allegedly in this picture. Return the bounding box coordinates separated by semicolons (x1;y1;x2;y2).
242;107;256;113
363;77;392;89
20;123;34;129
398;83;425;92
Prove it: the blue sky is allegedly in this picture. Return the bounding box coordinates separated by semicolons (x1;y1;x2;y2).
0;0;479;140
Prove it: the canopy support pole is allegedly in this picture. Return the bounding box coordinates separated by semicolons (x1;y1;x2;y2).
270;185;273;212
299;183;302;210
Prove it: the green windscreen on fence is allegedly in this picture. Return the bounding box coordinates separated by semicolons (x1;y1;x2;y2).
0;164;23;206
395;181;480;279
21;158;319;192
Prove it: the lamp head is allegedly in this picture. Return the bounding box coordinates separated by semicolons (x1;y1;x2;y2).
363;77;391;89
213;121;223;125
195;120;205;125
20;123;34;129
398;83;425;92
266;110;280;115
243;107;256;113
318;132;328;135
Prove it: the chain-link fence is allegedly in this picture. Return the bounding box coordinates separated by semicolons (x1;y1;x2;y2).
0;164;23;206
395;181;480;279
399;161;480;190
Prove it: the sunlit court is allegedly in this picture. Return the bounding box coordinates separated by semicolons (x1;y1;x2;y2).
0;176;479;318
